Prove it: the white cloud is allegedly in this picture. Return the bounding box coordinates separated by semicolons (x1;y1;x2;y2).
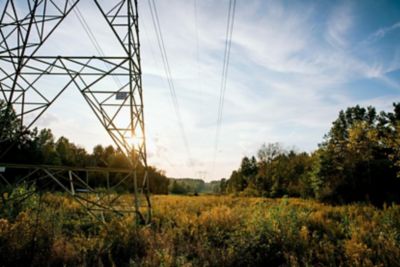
368;21;400;43
325;3;353;49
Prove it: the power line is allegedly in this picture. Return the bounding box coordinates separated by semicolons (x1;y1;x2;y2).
140;9;162;69
74;7;103;56
194;0;200;80
73;6;123;88
147;0;193;165
212;0;237;176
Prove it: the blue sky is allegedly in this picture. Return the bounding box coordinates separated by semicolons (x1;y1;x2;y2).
2;0;399;181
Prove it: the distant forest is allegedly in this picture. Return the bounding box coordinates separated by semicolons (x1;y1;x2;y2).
2;100;400;205
221;103;400;206
169;178;220;195
0;100;169;194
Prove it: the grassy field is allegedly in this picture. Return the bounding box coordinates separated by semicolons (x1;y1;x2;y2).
1;193;400;266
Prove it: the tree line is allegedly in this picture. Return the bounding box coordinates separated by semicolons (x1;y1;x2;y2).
221;103;400;206
0;100;169;194
169;178;221;195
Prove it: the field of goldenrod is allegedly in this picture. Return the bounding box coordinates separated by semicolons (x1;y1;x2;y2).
1;193;400;266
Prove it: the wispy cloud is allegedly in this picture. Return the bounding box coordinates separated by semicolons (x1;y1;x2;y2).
325;3;353;49
367;21;400;43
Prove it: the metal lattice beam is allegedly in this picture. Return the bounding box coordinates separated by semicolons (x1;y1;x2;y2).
0;163;149;224
0;0;151;224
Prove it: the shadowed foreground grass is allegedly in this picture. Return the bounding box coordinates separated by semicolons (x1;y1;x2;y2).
1;193;400;266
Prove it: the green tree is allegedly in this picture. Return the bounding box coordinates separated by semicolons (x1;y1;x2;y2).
170;180;188;195
0;100;20;143
0;100;38;163
34;129;60;165
148;167;169;194
379;103;400;177
316;104;400;205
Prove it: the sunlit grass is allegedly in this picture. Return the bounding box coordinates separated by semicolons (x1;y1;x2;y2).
1;193;400;266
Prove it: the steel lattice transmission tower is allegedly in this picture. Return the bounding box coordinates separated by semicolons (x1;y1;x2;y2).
0;0;151;223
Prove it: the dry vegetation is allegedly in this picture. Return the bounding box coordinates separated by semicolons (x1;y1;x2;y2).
1;191;400;267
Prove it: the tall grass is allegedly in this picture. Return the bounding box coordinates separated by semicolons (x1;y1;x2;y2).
1;193;400;266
